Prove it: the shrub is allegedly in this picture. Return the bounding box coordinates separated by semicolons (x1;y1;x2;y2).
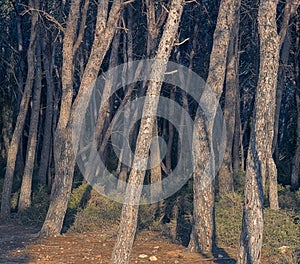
20;185;49;226
278;184;300;209
69;189;122;233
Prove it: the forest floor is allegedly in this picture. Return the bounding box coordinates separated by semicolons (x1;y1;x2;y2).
0;222;240;264
0;221;283;264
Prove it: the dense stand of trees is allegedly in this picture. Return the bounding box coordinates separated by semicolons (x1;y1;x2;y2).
0;0;299;263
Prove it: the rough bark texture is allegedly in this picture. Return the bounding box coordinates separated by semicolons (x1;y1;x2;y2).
237;134;264;264
218;5;240;196
238;1;280;263
0;0;38;220
39;0;81;237
189;0;240;256
40;0;122;237
19;30;42;213
110;1;184;263
257;0;280;211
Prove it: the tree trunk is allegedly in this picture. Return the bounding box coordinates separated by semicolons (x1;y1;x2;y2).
110;1;184;263
150;119;163;203
291;16;300;190
38;36;55;186
233;80;241;174
18;25;42;213
166;87;175;172
39;0;81;236
291;91;300;190
238;0;281;263
218;5;240;196
272;32;291;159
237;134;264;264
272;0;298;159
189;0;240;256
40;0;122;237
0;0;39;220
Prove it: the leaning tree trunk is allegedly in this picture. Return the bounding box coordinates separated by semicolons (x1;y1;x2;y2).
110;1;184;263
0;0;38;220
18;27;42;213
272;0;298;160
40;0;122;237
39;0;81;237
238;0;281;263
189;0;240;256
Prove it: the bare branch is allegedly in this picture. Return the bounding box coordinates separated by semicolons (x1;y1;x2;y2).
175;37;190;46
21;7;65;33
73;0;90;54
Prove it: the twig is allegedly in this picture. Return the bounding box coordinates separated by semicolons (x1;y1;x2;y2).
122;0;135;5
175;37;190;46
21;7;65;33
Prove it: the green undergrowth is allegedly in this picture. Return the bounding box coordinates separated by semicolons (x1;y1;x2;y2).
18;185;49;226
216;192;300;264
10;182;300;263
66;183;122;233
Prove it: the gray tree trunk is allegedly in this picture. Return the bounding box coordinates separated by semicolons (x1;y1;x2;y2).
110;1;184;263
272;0;298;159
189;0;240;256
18;26;42;213
218;5;240;196
238;0;281;263
0;0;39;220
38;36;55;186
40;0;122;237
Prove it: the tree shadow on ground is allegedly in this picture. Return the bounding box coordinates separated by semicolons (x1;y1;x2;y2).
0;223;39;264
213;247;236;264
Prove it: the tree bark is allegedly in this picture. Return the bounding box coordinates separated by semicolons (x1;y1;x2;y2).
150;119;163;202
272;0;298;159
233;79;242;174
40;0;122;237
110;1;184;263
38;35;55;186
218;4;240;196
189;0;240;256
39;0;81;236
18;24;42;213
0;0;39;220
166;87;175;172
238;0;281;263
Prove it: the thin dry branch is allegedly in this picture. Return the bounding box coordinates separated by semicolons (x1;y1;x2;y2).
73;0;90;54
21;7;65;33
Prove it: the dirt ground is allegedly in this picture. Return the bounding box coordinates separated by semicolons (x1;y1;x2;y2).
0;223;244;264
